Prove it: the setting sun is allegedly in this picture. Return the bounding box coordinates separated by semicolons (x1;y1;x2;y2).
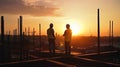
64;19;83;36
71;23;81;36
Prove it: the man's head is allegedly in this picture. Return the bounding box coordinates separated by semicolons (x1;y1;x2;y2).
66;24;70;29
50;23;53;28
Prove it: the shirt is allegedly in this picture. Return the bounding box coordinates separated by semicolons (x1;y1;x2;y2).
63;29;72;42
47;28;55;39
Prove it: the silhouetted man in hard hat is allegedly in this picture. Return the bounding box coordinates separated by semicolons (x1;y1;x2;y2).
47;23;55;54
63;24;72;55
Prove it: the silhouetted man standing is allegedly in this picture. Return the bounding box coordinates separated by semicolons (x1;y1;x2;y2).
47;23;55;54
63;24;72;55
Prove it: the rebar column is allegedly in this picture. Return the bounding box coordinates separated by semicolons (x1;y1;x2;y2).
25;27;27;35
97;8;100;54
19;16;23;60
112;21;114;47
20;16;23;41
33;28;35;45
0;16;5;62
109;21;111;46
1;16;4;43
39;24;41;51
18;18;20;36
28;27;30;36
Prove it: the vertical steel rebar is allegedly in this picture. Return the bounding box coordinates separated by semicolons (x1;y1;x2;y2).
112;21;114;47
19;16;23;60
97;8;100;54
18;18;20;36
20;16;23;41
109;21;111;46
0;16;5;62
1;16;4;43
39;24;41;51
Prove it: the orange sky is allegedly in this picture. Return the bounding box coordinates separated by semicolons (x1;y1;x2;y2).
0;0;120;36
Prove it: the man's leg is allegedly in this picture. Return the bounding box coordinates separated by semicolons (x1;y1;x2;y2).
65;41;67;54
68;42;71;55
65;41;71;55
49;39;52;53
52;39;55;54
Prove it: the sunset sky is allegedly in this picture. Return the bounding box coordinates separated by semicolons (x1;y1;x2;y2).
0;0;120;36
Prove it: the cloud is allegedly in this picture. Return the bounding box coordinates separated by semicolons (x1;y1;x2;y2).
0;0;60;16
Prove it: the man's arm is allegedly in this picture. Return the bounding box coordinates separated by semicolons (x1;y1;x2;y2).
63;30;66;36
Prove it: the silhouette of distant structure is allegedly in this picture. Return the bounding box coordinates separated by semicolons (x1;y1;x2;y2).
28;27;30;36
39;24;42;51
18;18;20;35
109;20;114;47
25;27;27;35
13;29;17;35
109;20;111;46
111;21;114;47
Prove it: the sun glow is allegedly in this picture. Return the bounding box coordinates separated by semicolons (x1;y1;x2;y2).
64;19;83;36
71;23;81;36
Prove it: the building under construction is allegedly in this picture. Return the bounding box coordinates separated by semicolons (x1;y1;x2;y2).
0;9;120;67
